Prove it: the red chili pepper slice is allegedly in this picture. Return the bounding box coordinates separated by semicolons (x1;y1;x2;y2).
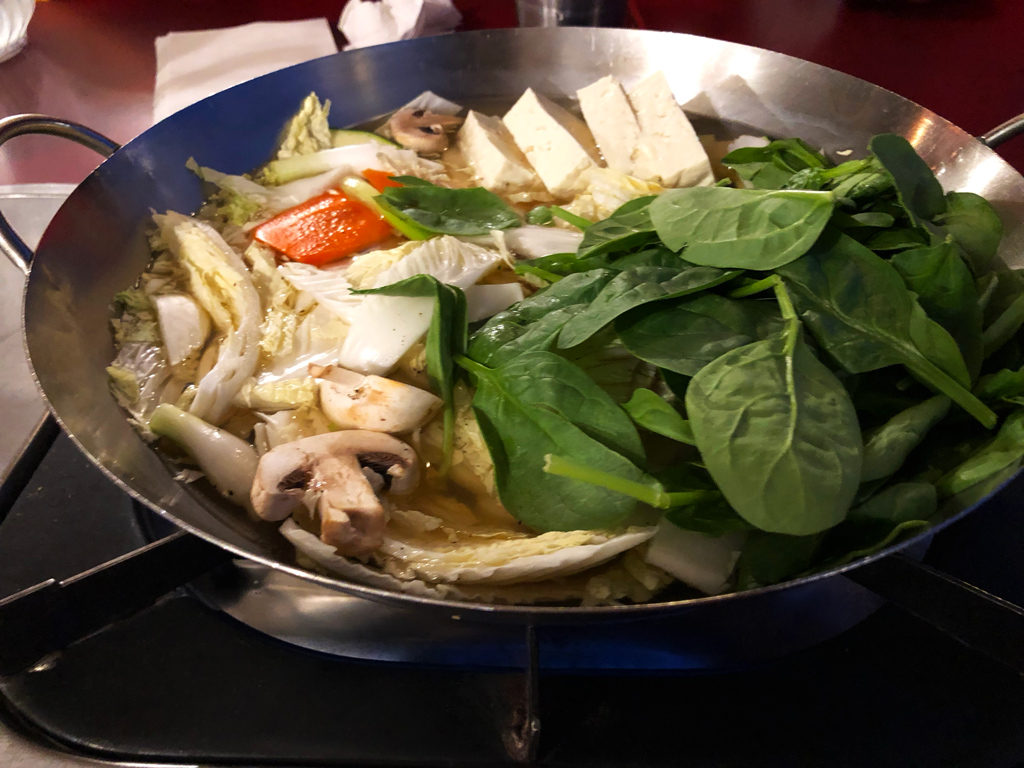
253;190;393;267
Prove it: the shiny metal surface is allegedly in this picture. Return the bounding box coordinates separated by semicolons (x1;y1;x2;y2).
0;116;118;273
0;184;69;482
0;722;195;768
18;27;1024;621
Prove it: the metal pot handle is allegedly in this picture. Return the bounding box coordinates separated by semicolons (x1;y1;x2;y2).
0;114;119;276
980;112;1024;148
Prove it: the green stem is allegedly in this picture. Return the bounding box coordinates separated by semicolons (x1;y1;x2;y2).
772;278;801;356
514;263;565;284
728;274;779;299
549;206;594;231
543;453;719;510
983;293;1024;358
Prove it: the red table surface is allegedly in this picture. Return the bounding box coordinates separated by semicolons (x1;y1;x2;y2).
0;0;1022;185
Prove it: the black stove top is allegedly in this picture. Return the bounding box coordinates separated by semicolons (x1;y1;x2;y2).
1;431;1023;766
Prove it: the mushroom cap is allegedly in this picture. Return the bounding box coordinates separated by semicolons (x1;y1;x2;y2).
388;107;464;154
249;431;421;557
317;370;441;434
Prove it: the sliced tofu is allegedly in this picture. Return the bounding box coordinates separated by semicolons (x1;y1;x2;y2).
456;110;540;196
576;75;641;174
502;88;601;199
628;71;714;188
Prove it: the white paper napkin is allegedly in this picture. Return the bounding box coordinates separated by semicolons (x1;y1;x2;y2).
338;0;461;50
154;19;339;124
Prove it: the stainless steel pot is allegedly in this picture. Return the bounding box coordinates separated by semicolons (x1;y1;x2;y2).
1;28;1022;659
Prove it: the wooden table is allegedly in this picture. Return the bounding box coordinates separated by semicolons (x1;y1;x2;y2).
1;0;1022;184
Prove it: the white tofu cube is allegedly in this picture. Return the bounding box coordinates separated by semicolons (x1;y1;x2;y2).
502;88;601;199
628;71;714;188
576;75;641;174
455;110;540;196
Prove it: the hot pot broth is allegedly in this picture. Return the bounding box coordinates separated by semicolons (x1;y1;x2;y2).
106;73;1021;605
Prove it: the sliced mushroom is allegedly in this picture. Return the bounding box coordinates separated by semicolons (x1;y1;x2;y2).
388;107;464;154
250;430;420;557
314;365;441;433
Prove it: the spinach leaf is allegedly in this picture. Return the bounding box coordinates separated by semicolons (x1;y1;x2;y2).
832;210;896;231
891;240;983;379
848;481;938;525
685;283;863;535
562;330;656;404
777;229;995;428
734;531;822;589
983;293;1024;359
820;483;935;568
864;227;930;251
860;395;950;482
458;355;646;531
721;138;828;190
467;269;615;366
516;244;679;281
577;196;657;259
616;293;784;377
937;191;1003;275
936;409;1024;498
648;186;835;269
354;275;467;473
622;388;695;445
829;166;894;207
665;498;753;536
975;366;1024;401
869;133;947;225
557;264;739;349
488;351;645;464
377;182;521;236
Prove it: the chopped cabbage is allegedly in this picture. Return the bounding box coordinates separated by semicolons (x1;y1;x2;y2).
565;167;664;222
339;236;505;374
273;92;332;159
233;377;319;411
645;522;746;595
378;515;657;585
155;212;262;424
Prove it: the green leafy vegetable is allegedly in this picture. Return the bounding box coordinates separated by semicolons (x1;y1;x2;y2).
936;409;1024;498
458;355;645;531
622;388;695;445
353;275;467;474
648;186;835;269
938;191;1003;275
378;181;522;236
556;264;740;349
777;228;995;427
543;453;717;511
820;483;936;568
576;196;657;260
467;269;616;366
685;281;863;535
860;396;950;482
616;293;783;377
891;240;983;379
868;133;946;225
721;138;828;189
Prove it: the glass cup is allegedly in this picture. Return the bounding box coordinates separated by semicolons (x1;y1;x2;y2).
515;0;628;27
0;0;34;64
